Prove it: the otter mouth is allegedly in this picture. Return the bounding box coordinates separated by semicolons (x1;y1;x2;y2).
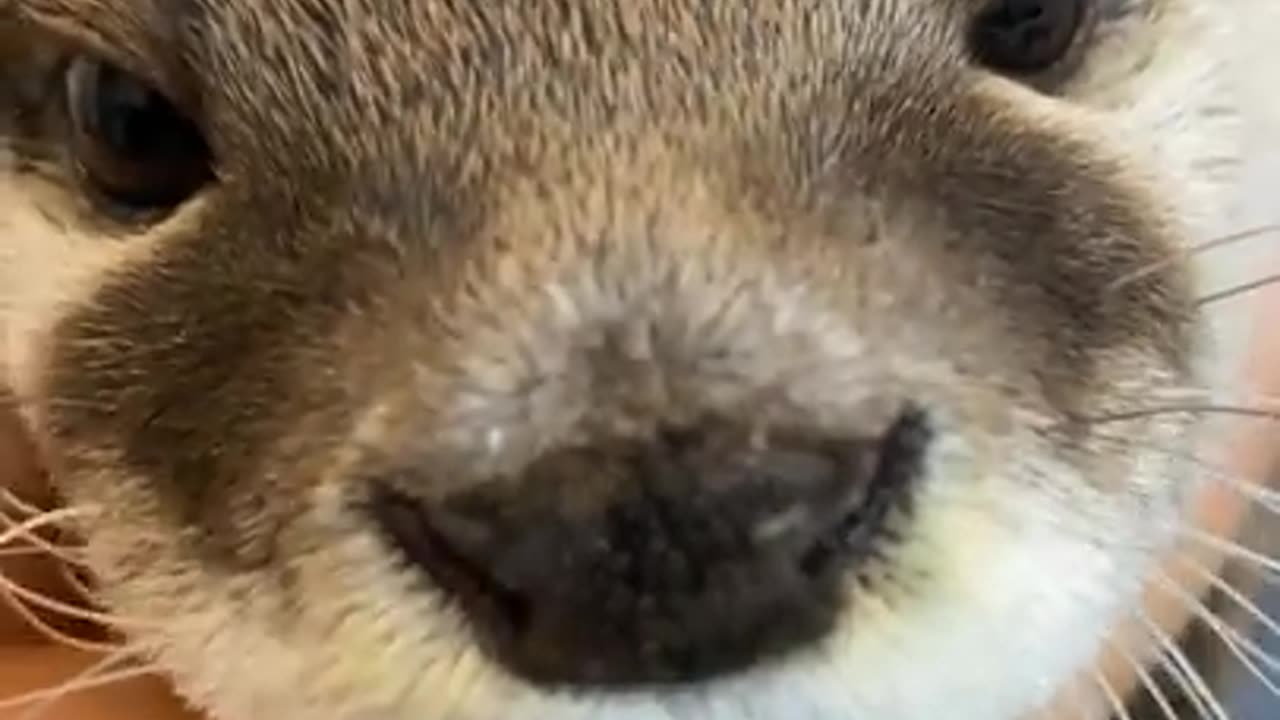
367;409;931;688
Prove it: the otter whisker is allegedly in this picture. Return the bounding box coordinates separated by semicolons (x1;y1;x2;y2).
0;522;90;566
0;539;80;564
0;575;127;655
1087;430;1280;512
1196;273;1280;308
1178;528;1280;579
0;488;46;517
1182;556;1280;651
1186;474;1280;517
1061;403;1280;429
1153;570;1280;699
0;511;87;566
1108;224;1280;293
1139;611;1229;720
0;650;157;716
55;559;100;607
0;571;155;631
0;534;86;565
0;489;96;522
0;546;50;558
0;490;83;530
1092;667;1134;720
1111;634;1179;720
0;487;59;517
1134;387;1280;413
11;646;144;720
1149;386;1280;401
1153;650;1212;720
0;507;95;548
1136;388;1280;423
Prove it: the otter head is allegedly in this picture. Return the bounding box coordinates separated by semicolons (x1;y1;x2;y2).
0;1;1268;719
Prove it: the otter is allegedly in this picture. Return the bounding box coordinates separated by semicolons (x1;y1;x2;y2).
1;1;1278;718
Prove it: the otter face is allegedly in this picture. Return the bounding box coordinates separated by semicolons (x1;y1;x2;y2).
0;1;1265;719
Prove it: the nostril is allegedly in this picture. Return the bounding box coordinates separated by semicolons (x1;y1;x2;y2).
367;487;534;633
365;408;931;687
800;409;932;576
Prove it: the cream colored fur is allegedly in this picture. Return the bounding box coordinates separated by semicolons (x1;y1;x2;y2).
0;3;1277;720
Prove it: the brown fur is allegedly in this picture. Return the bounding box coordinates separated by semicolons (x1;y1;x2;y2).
1;1;1275;719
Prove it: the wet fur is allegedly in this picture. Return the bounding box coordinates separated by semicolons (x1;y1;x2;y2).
0;1;1278;719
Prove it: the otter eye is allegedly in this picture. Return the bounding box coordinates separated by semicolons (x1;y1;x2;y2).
65;57;211;214
969;0;1088;75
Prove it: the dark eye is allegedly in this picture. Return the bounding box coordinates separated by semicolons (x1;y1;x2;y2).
969;0;1088;75
65;57;212;214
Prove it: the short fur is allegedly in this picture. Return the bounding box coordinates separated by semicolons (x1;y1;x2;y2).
1;1;1278;719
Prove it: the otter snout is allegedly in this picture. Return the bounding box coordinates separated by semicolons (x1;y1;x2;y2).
368;408;929;687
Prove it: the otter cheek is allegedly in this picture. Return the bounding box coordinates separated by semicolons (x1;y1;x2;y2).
0;188;162;433
1046;252;1280;718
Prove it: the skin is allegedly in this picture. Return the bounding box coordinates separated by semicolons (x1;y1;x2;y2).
0;1;1278;719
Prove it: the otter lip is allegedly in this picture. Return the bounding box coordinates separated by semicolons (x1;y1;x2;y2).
366;409;931;687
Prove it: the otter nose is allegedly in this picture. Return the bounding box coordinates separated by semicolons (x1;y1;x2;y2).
368;410;930;687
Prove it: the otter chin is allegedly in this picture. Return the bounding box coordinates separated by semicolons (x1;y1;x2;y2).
1;1;1277;719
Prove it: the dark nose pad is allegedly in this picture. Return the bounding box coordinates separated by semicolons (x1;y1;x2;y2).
368;410;929;688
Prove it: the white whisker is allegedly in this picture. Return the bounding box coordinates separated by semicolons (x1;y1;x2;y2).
0;512;88;566
0;653;157;715
1189;475;1280;518
0;546;57;558
12;647;140;720
1108;224;1280;292
1063;403;1280;429
1154;570;1280;699
1093;667;1134;720
1087;429;1280;513
1154;646;1213;720
1178;527;1280;578
1113;635;1179;720
1182;555;1280;655
0;488;56;518
0;570;154;631
1196;273;1280;308
55;559;100;605
0;575;125;655
0;507;94;548
1095;386;1280;411
1138;611;1230;720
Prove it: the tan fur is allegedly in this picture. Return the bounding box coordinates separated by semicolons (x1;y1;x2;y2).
1;2;1277;719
